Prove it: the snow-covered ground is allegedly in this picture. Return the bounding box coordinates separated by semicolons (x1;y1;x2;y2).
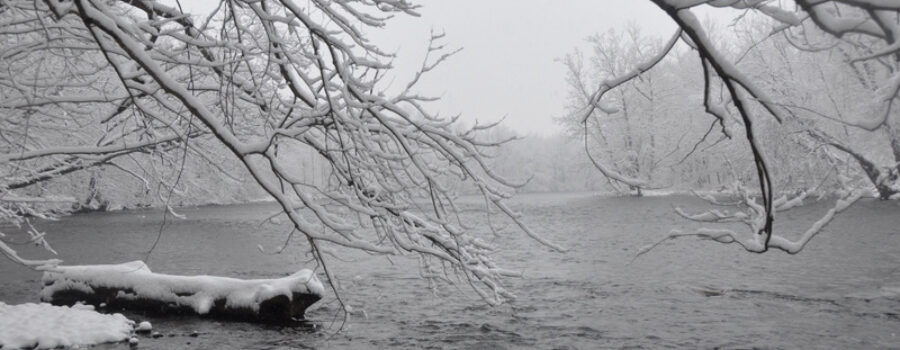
0;302;133;349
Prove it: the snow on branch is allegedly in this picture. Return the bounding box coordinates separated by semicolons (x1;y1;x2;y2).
0;240;62;270
580;29;683;124
0;209;62;269
791;1;900;130
638;183;864;255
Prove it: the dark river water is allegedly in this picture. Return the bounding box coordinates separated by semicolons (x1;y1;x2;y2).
2;192;900;349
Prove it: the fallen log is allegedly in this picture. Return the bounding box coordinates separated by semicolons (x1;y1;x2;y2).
39;261;324;323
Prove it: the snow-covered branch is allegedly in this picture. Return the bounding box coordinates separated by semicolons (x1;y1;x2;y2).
639;184;864;255
1;0;558;308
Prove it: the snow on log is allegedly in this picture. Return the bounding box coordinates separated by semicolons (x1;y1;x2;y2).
39;261;324;322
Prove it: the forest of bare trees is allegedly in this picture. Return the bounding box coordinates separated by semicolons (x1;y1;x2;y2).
564;0;900;254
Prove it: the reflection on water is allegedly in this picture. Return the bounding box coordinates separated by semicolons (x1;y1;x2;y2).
2;193;900;349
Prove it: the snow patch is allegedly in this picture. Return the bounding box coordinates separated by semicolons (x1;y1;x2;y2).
0;302;133;349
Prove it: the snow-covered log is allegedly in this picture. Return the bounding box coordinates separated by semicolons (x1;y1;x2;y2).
40;261;324;322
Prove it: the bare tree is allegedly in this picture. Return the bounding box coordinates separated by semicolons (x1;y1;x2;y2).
0;0;562;309
561;23;729;195
563;25;667;194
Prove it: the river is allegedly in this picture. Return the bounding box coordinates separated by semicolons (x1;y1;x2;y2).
2;192;899;349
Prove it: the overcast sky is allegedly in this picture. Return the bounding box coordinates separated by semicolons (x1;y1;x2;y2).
171;1;733;135
368;1;678;136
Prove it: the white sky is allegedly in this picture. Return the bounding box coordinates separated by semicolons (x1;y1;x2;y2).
170;1;736;136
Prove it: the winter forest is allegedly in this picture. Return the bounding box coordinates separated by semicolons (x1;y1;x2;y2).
2;0;900;349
